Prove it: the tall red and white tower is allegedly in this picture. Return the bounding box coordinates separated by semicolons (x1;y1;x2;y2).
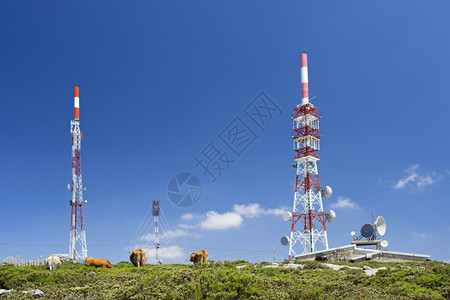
68;86;88;262
281;53;335;259
152;200;162;264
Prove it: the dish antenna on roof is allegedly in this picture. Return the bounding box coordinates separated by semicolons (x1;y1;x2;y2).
374;216;386;236
361;223;375;238
351;215;388;250
356;215;387;239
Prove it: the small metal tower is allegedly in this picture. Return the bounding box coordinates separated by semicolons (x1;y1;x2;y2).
152;200;161;264
285;53;335;259
68;86;88;262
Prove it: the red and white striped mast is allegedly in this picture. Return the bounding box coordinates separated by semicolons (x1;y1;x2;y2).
282;53;335;259
68;86;88;262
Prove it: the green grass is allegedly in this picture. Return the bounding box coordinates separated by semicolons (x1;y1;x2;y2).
0;260;448;299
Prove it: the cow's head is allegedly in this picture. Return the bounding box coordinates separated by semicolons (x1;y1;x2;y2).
189;253;196;262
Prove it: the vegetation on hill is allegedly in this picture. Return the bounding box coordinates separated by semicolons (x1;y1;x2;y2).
0;260;448;299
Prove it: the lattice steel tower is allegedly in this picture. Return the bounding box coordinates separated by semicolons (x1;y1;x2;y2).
68;86;88;262
283;53;335;260
152;200;162;265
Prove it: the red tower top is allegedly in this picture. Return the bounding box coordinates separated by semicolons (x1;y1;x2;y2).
74;86;80;120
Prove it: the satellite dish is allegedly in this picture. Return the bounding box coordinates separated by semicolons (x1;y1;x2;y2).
381;240;389;248
361;224;375;238
325;209;336;222
350;231;356;236
280;236;290;246
374;216;386;236
321;186;333;199
282;211;292;222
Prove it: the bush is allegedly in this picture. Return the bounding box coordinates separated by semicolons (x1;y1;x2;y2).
0;260;448;299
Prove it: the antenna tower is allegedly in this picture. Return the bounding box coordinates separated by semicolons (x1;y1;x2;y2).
68;86;88;262
287;53;330;259
152;200;161;264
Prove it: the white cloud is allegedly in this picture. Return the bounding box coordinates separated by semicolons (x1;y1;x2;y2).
417;175;434;188
151;245;185;259
330;197;359;210
178;223;196;229
234;203;263;218
125;245;185;262
394;164;438;190
181;213;194;221
181;203;286;231
199;211;243;230
394;173;418;189
233;203;284;218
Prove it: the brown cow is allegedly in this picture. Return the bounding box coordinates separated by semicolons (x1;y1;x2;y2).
85;257;114;268
129;249;146;267
190;250;209;265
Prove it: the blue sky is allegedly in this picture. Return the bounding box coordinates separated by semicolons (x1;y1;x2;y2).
1;1;449;264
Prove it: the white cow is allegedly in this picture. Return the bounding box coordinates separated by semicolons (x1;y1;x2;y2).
45;255;61;270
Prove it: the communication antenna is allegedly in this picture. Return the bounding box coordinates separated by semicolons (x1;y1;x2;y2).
321;186;333;199
325;209;336;223
152;200;161;265
68;86;88;262
374;216;386;236
360;224;375;238
351;215;388;250
281;53;336;259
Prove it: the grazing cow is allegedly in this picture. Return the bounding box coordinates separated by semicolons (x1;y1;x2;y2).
190;250;209;265
45;255;61;270
129;249;146;267
85;257;114;268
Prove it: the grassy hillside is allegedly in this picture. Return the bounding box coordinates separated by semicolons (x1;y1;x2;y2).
0;260;448;299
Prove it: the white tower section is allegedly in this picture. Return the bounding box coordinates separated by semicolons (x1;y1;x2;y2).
69;86;88;262
152;200;162;265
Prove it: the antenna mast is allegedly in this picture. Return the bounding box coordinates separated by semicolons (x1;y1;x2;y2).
286;53;331;259
152;200;161;264
68;86;88;262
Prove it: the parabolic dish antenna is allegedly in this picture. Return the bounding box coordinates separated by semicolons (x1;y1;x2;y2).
321;186;333;199
374;216;386;236
282;211;292;222
280;236;290;246
350;231;356;236
361;224;375;238
381;240;389;248
325;209;336;222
